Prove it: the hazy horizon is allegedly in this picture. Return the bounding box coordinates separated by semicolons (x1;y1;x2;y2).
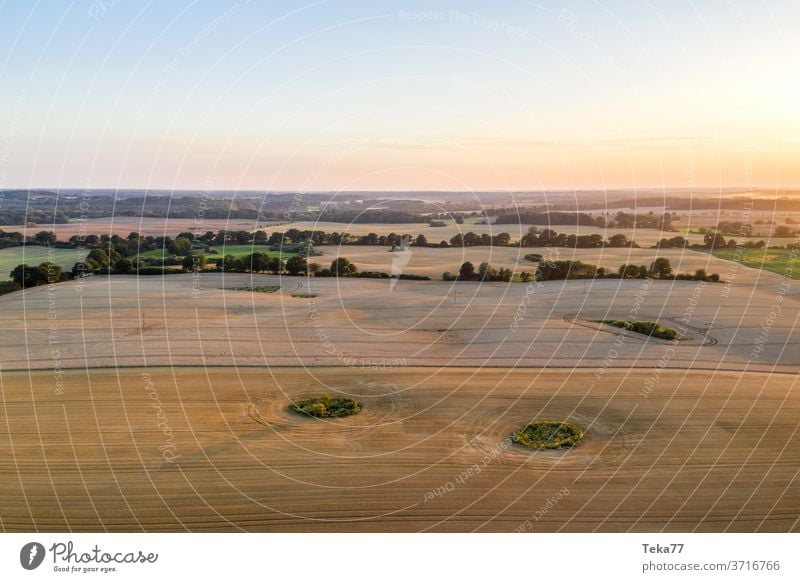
2;1;798;190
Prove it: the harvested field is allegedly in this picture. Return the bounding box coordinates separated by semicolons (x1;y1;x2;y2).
0;367;797;532
1;256;797;372
328;246;739;280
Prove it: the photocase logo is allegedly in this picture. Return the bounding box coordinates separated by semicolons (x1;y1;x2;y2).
389;235;412;292
20;542;46;570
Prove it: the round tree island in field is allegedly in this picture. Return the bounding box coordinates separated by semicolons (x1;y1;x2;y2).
288;393;361;418
511;420;584;449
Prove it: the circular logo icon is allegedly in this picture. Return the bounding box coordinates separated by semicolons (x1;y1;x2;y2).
20;542;46;570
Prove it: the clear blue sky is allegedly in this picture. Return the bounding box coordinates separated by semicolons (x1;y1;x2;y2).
1;0;798;190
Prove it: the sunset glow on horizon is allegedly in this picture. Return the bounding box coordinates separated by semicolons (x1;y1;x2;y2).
1;0;798;191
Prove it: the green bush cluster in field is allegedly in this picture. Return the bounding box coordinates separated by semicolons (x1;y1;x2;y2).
601;319;678;340
289;393;361;418
512;421;584;449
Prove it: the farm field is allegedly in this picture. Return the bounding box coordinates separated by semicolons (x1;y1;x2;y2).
711;247;800;280
2;208;800;535
7;216;798;256
0;246;87;281
1;256;797;372
318;246;739;280
1;366;797;532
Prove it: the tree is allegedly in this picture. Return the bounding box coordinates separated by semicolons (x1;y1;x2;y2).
39;262;63;283
459;261;475;279
181;253;207;272
650;258;673;278
414;234;428;247
10;262;62;288
113;258;134;274
535;260;599;281
33;230;57;245
464;232;482;247
286;255;308;276
607;233;632;247
330;257;357;277
478;262;498;281
520;271;532;283
618;264;640;279
86;248;110;270
245;252;269;273
71;261;92;278
493;232;511;246
169;237;192;256
221;255;238;272
10;264;42;287
704;232;726;249
266;257;284;274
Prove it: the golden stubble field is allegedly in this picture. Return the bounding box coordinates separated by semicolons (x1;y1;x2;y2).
1;233;798;533
0;366;797;532
2;245;798;372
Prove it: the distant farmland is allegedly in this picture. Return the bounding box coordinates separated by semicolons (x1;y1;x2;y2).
0;246;87;281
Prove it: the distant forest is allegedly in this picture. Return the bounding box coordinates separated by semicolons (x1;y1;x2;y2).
0;190;429;225
3;189;800;227
533;196;800;212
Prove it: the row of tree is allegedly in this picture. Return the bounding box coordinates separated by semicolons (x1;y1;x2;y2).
439;257;721;283
534;258;719;282
442;261;518;282
493;210;675;230
9;223;798;257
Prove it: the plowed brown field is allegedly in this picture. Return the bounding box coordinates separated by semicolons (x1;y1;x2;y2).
1;367;797;532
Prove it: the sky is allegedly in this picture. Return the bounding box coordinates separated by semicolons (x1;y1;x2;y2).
0;0;798;192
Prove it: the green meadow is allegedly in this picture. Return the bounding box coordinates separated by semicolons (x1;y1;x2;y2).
0;246;88;281
711;247;800;279
137;244;300;260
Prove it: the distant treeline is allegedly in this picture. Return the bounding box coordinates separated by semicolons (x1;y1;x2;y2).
494;211;604;227
0;190;274;224
0;190;439;225
516;195;800;212
2;226;641;252
2;250;430;296
313;210;428;223
493;211;674;230
440;257;720;284
5;189;800;227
